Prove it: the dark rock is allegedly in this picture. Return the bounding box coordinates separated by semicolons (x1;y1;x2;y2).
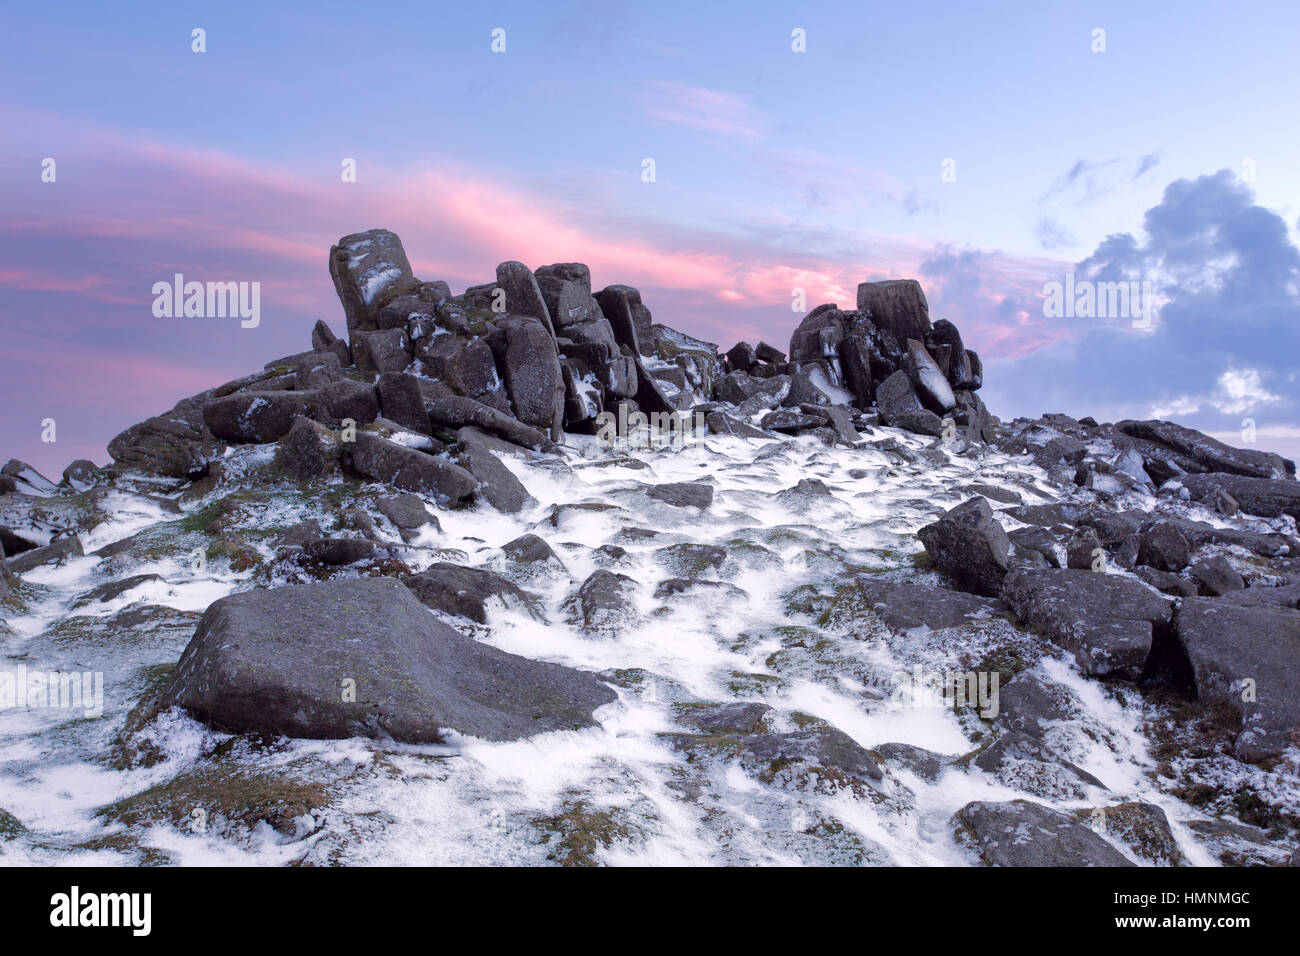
271;520;323;548
61;460;99;490
1065;527;1103;571
761;409;825;433
404;562;544;623
1172;473;1300;521
594;285;653;356
161;578;614;743
856;279;932;347
352;328;411;375
1000;568;1173;680
1132;566;1198;597
7;535;84;573
202;391;312;444
647;482;713;510
873;742;945;782
569;570;637;631
375;494;438;539
1137;521;1191;573
276;417;338;481
1116;419;1294;480
376;373;431;435
874;370;944;437
1008;527;1061;568
971;730;1106;789
725;341;757;372
309;380;380;428
995;673;1075;738
495;261;555;337
329;229;417;335
299;537;381;567
455;435;533;513
1188;555;1245;596
917;497;1011;597
675;702;772;735
108;392;221;479
502;533;563;567
955;800;1134;866
426;394;555;452
1172;599;1300;760
705;411;772;440
349;433;476;505
843;577;1007;631
311;319;352;367
488;316;564;436
903;338;956;413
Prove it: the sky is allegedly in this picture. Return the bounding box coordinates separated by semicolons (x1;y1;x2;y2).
1;0;1298;477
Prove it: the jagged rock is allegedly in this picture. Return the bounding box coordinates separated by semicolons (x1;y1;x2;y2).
1172;599;1300;760
952;389;996;443
1188;556;1245;596
787;304;844;366
311;318;352;367
352;328;411;375
1084;802;1183;866
1000;567;1173;680
350;433;476;504
594;285;653;356
903;338;956;413
569;570;637;631
725;341;757;372
404;563;544;623
1171;473;1300;521
927;319;975;390
918;497;1011;597
787;363;856;407
1116;420;1294;480
376;373;431;435
108;392;222;479
646;482;713;510
488;316;564;437
954;800;1134;867
874;370;944;437
329;229;417;335
455;434;533;513
495;261;556;337
161;578;614;743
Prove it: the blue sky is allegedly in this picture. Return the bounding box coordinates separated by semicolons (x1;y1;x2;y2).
2;0;1298;474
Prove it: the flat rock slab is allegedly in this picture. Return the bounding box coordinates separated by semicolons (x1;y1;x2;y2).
1173;599;1300;760
162;578;615;743
848;577;1007;631
1000;568;1173;680
955;799;1134;867
1173;473;1300;521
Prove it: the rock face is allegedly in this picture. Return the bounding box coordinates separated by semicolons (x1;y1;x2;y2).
918;497;1011;597
161;578;615;743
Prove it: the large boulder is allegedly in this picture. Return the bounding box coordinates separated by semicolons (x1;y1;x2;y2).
842;577;1007;632
495;261;556;337
1116;420;1294;480
487;316;564;437
376;372;431;435
329;229;417;335
161;578;614;743
1172;599;1300;760
954;800;1133;867
404;563;544;623
107;392;222;479
918;497;1011;597
1000;568;1173;680
903;338;956;413
349;432;477;505
1172;473;1300;521
202;391;313;444
856;279;932;348
454;434;533;513
352;328;411;376
594;285;654;356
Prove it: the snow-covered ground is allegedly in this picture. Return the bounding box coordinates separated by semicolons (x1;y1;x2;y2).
1;426;1294;865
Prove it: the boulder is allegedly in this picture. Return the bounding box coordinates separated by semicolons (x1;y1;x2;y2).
1172;473;1300;521
404;563;544;623
309;380;380;428
202;391;313;444
917;497;1011;597
1188;556;1245;596
311;319;352;367
856;279;932;347
425;394;555;451
594;285;654;356
376;372;432;435
349;432;477;505
954;800;1133;867
161;578;614;743
1172;599;1300;760
454;434;533;513
375;494;438;540
276;417;339;481
842;577;1007;631
495;261;556;337
903;338;956;413
329;229;417;335
874;370;945;437
60;460;98;491
1136;521;1191;573
646;482;713;510
1000;568;1173;680
6;535;84;573
569;570;637;632
487;316;565;436
352;328;411;376
1116;420;1294;480
725;341;757;372
108;392;221;479
995;673;1075;739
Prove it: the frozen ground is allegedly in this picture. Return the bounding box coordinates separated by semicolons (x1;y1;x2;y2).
1;426;1296;865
